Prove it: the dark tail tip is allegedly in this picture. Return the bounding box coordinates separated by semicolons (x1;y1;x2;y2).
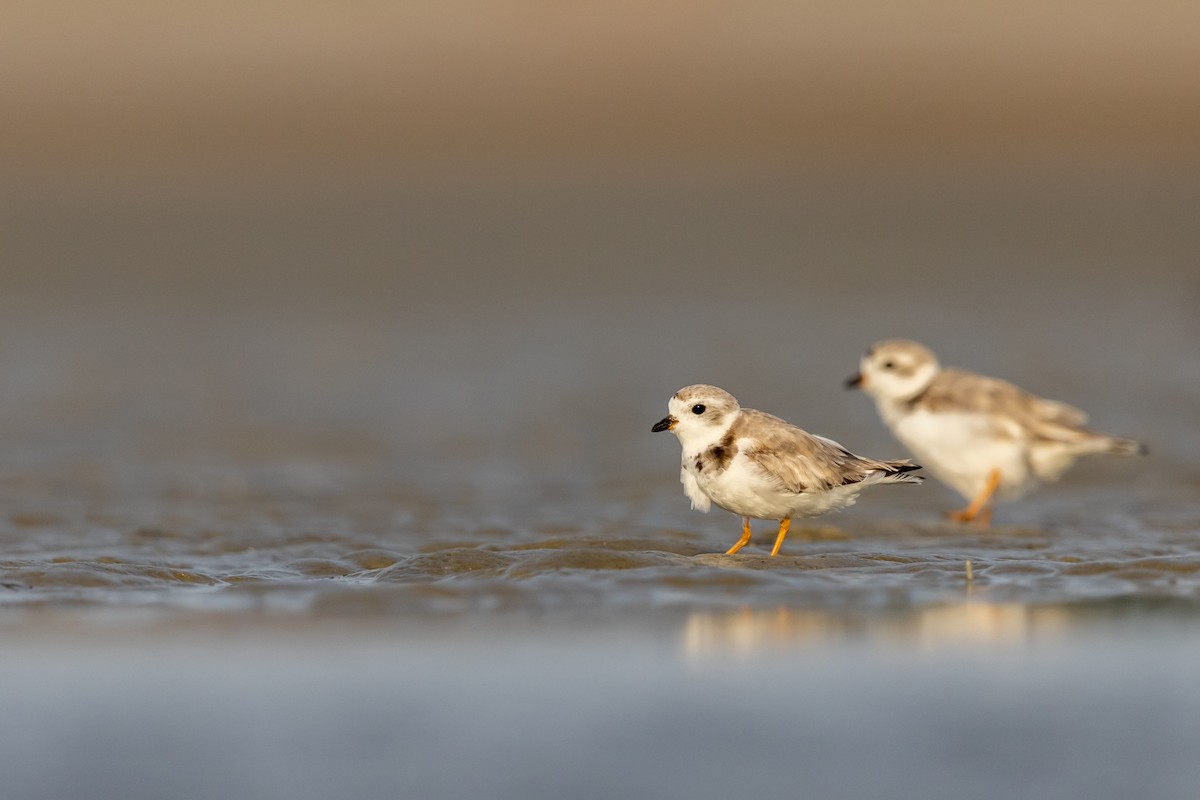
882;461;924;484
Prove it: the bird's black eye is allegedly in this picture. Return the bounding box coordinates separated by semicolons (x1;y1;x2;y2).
882;360;895;370
691;404;706;415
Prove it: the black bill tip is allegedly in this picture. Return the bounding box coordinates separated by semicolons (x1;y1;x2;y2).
844;373;863;389
651;416;676;433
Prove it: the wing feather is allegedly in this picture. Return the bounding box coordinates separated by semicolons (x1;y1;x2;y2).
922;369;1091;441
734;410;908;493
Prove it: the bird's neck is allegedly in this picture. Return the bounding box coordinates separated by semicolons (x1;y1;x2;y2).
677;420;735;456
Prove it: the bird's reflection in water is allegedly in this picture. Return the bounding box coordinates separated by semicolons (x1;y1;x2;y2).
682;603;1074;656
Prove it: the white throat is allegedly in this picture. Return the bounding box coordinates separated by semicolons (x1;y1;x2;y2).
873;369;937;425
877;394;913;427
673;416;735;456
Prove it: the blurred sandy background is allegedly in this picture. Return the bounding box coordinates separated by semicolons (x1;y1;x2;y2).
5;0;1199;300
7;0;1200;173
5;1;1200;174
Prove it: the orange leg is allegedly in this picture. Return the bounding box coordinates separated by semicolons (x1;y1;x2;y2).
769;518;792;557
725;516;753;555
949;469;1001;525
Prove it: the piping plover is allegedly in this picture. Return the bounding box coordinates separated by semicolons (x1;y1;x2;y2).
651;384;924;556
847;339;1147;525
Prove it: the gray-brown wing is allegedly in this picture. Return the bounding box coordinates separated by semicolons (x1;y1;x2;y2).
734;410;906;493
924;369;1090;435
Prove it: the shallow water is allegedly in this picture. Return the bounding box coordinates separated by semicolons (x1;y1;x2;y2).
6;607;1200;800
2;167;1200;797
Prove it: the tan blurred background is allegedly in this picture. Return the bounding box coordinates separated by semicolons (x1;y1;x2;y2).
5;0;1199;175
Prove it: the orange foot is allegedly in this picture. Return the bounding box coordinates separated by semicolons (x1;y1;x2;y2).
948;506;994;526
948;469;1001;526
725;516;753;555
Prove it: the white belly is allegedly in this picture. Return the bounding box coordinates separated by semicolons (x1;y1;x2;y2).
891;409;1033;501
691;452;863;520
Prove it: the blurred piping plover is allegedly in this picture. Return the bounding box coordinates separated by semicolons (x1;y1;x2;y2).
847;339;1146;525
651;384;923;556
